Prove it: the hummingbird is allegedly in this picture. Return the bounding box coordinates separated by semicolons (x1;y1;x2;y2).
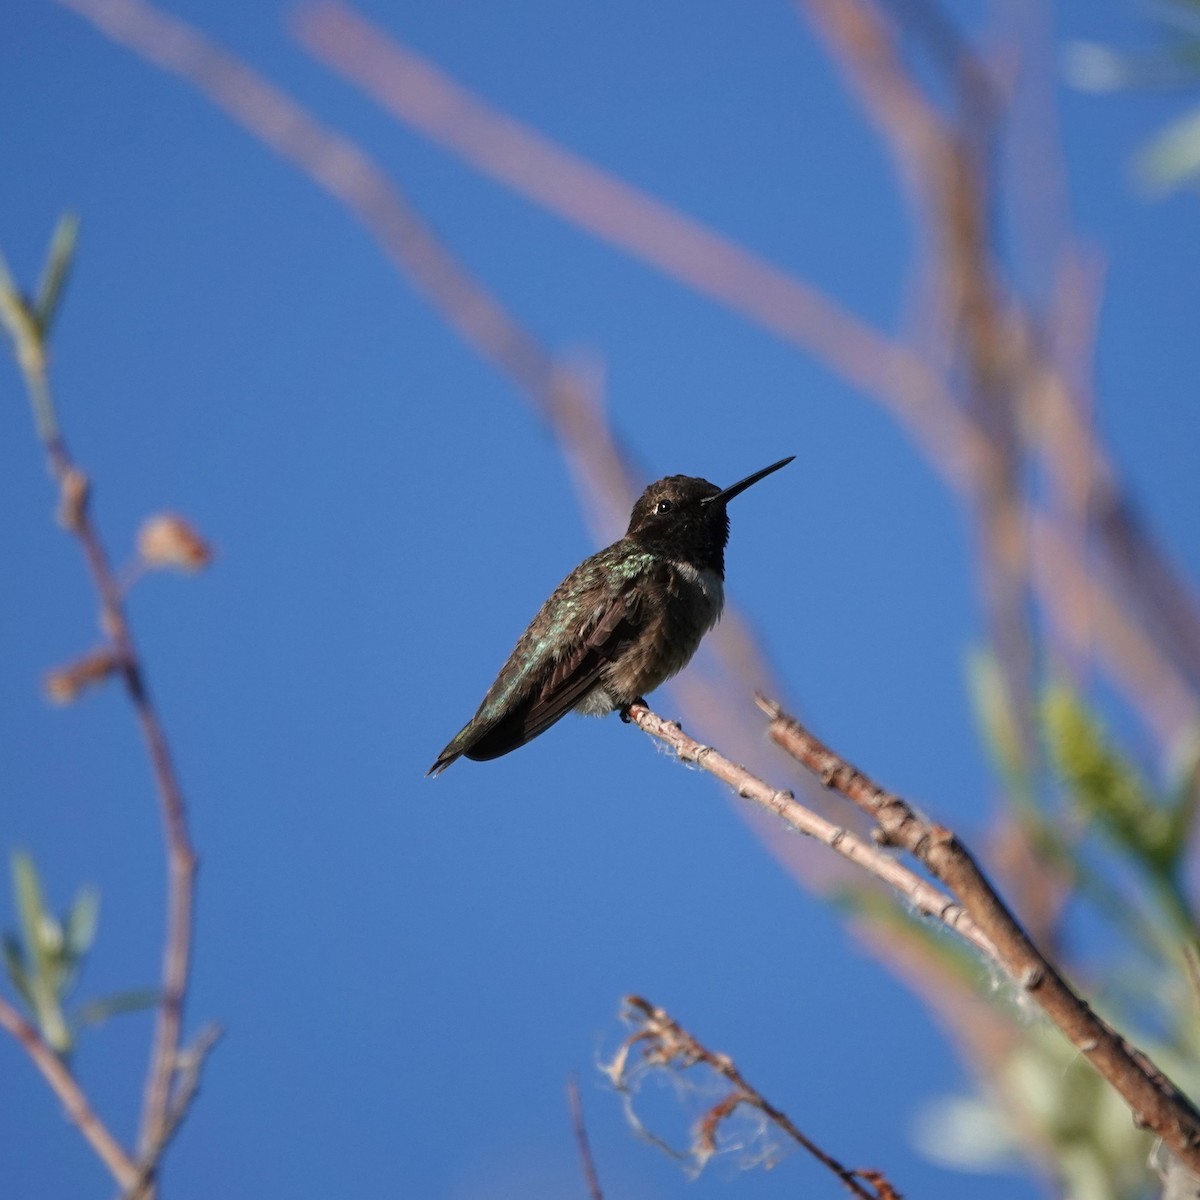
427;456;793;776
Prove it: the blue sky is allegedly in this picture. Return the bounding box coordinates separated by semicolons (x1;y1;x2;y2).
3;2;1199;1197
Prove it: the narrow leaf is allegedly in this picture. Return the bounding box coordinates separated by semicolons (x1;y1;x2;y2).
11;852;51;972
1165;746;1200;868
0;269;38;358
34;213;80;335
1043;685;1175;872
64;886;100;960
2;933;33;1009
966;649;1028;793
1137;105;1200;192
74;988;161;1030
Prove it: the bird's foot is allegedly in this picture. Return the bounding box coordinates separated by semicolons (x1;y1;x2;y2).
619;697;648;723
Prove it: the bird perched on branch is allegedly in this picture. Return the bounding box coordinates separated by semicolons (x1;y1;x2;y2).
428;456;793;775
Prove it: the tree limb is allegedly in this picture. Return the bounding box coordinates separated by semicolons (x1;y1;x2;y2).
0;995;138;1189
627;704;996;961
756;695;1200;1173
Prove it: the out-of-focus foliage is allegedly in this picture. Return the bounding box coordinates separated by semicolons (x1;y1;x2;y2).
2;851;156;1057
3;851;99;1055
915;1025;1159;1200
1044;686;1198;886
1066;1;1200;191
896;661;1200;1197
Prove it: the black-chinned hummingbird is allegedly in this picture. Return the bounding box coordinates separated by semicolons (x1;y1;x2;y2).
428;456;793;776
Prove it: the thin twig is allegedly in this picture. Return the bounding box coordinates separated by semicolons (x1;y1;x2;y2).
0;233;199;1182
755;695;1200;1173
609;995;901;1199
566;1076;604;1200
50;0;844;888
627;703;997;961
126;1025;223;1200
0;995;139;1189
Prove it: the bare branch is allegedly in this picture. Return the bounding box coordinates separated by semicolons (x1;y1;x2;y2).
1;226;199;1180
294;1;1200;750
626;703;996;961
125;1025;223;1200
0;995;138;1189
50;0;835;879
799;0;1200;739
566;1076;604;1200
609;995;902;1198
756;695;1200;1173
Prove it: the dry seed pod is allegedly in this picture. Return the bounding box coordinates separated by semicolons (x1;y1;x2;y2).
45;647;122;705
138;513;213;572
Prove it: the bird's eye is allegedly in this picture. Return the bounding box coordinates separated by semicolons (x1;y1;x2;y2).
655;499;674;515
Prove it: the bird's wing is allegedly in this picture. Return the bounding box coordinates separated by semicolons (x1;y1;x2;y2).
462;585;642;762
513;589;640;736
450;581;645;766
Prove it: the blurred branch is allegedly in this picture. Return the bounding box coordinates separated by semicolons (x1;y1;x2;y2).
798;0;1034;770
36;0;1200;1190
803;0;1200;728
0;221;200;1186
61;0;1200;949
0;995;139;1189
879;0;999;122
607;995;902;1198
626;703;996;961
756;695;1200;1173
49;0;652;621
50;0;835;876
295;1;1200;752
294;0;975;484
566;1076;604;1200
1031;516;1200;745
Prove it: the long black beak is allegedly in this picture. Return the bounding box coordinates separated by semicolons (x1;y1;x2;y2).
701;455;794;506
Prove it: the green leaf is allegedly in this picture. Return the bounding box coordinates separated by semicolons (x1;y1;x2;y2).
8;852;75;1054
911;1093;1016;1171
1137;105;1200;192
966;649;1028;792
1042;685;1176;872
11;851;53;972
64;886;99;960
33;213;79;336
0;258;37;351
1164;745;1200;869
73;987;160;1031
2;933;33;1009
